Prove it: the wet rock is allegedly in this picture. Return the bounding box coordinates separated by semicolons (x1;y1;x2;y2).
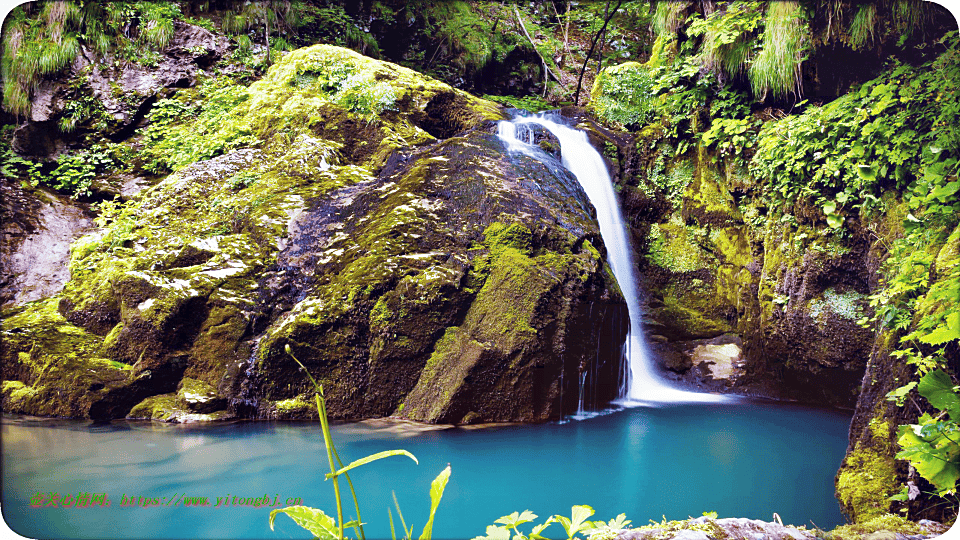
651;341;692;373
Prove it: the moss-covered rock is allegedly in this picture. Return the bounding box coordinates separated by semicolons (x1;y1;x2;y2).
4;45;626;424
836;416;899;521
248;127;626;423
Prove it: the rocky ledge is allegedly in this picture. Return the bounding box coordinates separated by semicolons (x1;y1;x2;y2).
613;516;951;540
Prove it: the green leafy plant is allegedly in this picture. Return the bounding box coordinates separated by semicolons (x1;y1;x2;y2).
472;505;631;540
893;369;960;497
269;345;451;540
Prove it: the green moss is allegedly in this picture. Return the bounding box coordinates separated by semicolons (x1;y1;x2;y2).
400;230;595;422
483;222;533;255
659;286;734;336
127;393;181;420
2;380;38;407
827;513;921;540
369;296;393;329
836;417;898;522
647;216;714;273
273;395;316;416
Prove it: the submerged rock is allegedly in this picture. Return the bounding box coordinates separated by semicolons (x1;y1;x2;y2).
2;44;627;424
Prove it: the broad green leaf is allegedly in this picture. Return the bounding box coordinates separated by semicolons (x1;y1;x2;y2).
926;180;960;203
917;369;960;421
495;510;537;528
556;505;595;538
822;200;837;214
827;214;843;228
419;464;451;540
269;506;339;540
897;441;960;494
326;449;418;479
919;313;960;345
471;525;511;540
857;164;876;181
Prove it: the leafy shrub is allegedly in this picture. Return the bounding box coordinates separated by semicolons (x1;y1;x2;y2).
590;62;656;128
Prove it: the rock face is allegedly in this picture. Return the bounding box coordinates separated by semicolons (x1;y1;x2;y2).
1;45;627;424
590;120;873;408
0;181;94;307
13;21;228;158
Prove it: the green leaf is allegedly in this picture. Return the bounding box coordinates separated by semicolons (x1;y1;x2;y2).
326;449;418;479
269;506;339;540
495;510;537;529
822;200;837;214
470;525;511;540
857;164;877;181
917;369;960;421
919;312;960;345
827;214;844;228
928;181;959;203
419;465;451;540
886;382;918;406
555;505;595;539
529;517;557;540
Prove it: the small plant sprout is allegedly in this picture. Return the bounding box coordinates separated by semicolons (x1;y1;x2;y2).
270;344;451;540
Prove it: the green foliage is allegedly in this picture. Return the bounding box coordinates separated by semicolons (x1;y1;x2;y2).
473;506;633;540
140;79;255;173
23;146;114;198
270;346;450;540
895;370;960;496
687;1;764;77
481;94;552;113
699;117;758;164
2;1;183;116
752;33;960;223
591;62;657;128
748;1;809;99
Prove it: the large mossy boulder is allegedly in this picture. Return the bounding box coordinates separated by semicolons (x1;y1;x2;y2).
2;44;627;423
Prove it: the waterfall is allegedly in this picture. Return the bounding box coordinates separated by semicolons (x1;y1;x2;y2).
498;113;727;405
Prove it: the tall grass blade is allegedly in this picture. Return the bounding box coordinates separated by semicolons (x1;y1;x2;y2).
419;465;451;540
393;491;412;540
333;445;366;540
326;450;419;479
389;508;397;540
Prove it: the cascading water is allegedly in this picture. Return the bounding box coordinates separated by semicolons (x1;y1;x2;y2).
499;113;727;405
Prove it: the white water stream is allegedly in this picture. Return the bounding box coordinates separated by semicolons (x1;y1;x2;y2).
498;114;727;405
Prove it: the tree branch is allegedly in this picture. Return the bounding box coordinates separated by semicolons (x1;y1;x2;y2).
574;0;623;106
514;6;564;90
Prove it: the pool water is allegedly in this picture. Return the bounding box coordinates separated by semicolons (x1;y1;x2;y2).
2;399;851;539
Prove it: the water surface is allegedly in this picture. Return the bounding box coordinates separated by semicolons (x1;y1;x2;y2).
3;400;850;539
